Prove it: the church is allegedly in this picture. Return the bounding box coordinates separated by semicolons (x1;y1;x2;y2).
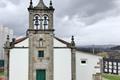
4;0;102;80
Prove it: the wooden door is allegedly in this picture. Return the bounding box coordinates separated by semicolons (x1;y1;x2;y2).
36;70;46;80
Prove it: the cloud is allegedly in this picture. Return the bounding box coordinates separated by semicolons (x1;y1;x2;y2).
81;8;120;25
0;0;120;45
0;1;7;8
55;14;120;45
8;0;21;5
57;0;115;17
0;0;21;8
55;15;85;37
0;0;119;36
0;0;28;36
55;0;119;26
75;15;120;45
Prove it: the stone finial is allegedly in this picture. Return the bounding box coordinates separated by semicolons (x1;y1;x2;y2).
4;35;11;48
71;36;75;47
7;35;10;41
72;36;74;41
29;0;33;8
11;38;15;48
49;0;53;8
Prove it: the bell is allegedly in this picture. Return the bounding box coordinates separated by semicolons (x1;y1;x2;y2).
34;16;40;27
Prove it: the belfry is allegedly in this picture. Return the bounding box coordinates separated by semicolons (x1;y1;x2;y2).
28;0;54;80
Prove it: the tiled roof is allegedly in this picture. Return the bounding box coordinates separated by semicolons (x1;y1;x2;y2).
14;37;28;44
14;36;71;46
13;36;100;56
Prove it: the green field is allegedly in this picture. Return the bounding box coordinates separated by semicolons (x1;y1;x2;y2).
0;71;4;76
103;74;120;80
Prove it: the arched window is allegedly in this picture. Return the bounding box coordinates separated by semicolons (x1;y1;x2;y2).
42;15;49;29
33;15;40;29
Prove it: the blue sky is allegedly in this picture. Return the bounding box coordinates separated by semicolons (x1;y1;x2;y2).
0;0;120;45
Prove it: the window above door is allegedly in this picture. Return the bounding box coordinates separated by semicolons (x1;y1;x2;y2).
38;51;44;58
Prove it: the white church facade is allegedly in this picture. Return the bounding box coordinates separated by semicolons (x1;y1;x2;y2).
4;0;102;80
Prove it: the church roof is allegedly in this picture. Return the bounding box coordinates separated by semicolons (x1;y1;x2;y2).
12;36;101;56
34;0;49;9
14;36;70;45
54;37;71;47
14;36;28;44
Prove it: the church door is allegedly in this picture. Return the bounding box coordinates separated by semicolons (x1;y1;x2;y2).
36;70;46;80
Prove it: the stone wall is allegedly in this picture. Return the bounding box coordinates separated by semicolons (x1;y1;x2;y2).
93;73;102;80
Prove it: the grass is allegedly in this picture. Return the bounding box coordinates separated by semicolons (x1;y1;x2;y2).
102;73;120;80
0;71;4;76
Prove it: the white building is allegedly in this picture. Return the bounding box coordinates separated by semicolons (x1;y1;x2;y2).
8;36;102;80
4;0;102;80
0;25;13;59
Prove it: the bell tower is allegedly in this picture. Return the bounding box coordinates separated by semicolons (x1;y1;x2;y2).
27;0;54;80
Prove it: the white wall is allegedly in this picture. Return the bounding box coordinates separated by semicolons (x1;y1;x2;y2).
9;48;72;80
54;38;67;47
15;38;28;47
76;51;101;80
54;48;71;80
10;49;28;80
9;38;101;80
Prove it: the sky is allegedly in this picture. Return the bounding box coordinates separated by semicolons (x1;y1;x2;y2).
0;0;120;45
